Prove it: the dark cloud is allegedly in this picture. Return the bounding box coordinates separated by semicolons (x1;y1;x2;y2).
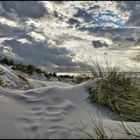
68;18;80;27
79;25;140;49
0;23;24;37
88;5;100;10
80;26;136;39
1;1;47;19
0;22;39;42
92;40;109;48
2;39;77;68
117;1;137;11
0;19;46;41
117;1;140;26
0;14;78;70
125;37;135;42
74;8;94;22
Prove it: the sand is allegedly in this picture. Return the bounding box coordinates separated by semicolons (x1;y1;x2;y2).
0;66;139;139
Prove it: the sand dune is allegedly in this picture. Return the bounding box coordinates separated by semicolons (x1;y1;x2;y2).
0;65;139;139
0;79;139;139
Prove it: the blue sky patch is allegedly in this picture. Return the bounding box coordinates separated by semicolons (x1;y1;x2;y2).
95;11;125;27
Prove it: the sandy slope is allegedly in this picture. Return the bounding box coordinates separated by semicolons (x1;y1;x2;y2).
0;79;139;139
0;65;139;139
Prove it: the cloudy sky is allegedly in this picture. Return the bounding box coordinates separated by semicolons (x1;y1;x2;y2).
0;1;140;72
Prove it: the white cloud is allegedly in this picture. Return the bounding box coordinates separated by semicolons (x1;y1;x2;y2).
0;1;139;72
28;32;46;42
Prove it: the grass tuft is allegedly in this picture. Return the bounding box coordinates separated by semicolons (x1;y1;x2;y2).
74;75;90;84
75;111;110;139
17;74;30;86
0;68;5;87
88;59;140;122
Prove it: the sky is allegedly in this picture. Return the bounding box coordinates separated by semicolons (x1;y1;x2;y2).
0;1;140;72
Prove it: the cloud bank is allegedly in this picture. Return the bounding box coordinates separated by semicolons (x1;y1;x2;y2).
0;1;139;72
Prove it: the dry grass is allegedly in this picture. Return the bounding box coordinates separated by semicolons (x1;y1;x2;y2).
88;59;140;122
75;112;110;139
74;75;91;84
110;118;140;139
75;112;140;139
0;68;5;87
17;74;30;86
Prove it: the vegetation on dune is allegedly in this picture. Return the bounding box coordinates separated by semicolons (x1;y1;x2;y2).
76;112;109;139
115;121;140;139
48;72;57;78
0;57;57;79
12;63;57;79
58;75;74;82
0;68;5;86
88;59;140;122
76;112;140;139
17;74;30;86
0;57;77;87
12;63;42;75
0;57;14;66
74;75;91;84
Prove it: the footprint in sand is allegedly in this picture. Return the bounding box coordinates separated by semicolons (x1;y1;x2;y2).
16;116;41;138
16;96;76;138
28;96;75;123
44;96;76;118
51;97;65;104
17;117;34;124
31;107;42;111
47;125;72;139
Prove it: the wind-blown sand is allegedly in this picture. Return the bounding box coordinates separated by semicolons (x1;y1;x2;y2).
0;79;140;139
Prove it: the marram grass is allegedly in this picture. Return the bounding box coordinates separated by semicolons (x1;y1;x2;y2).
88;59;140;122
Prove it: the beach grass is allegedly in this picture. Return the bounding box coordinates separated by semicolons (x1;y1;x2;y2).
74;75;90;84
17;73;31;86
88;59;140;122
75;112;109;139
0;68;5;86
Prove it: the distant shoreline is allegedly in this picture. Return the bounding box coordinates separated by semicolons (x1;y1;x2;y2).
57;71;140;77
